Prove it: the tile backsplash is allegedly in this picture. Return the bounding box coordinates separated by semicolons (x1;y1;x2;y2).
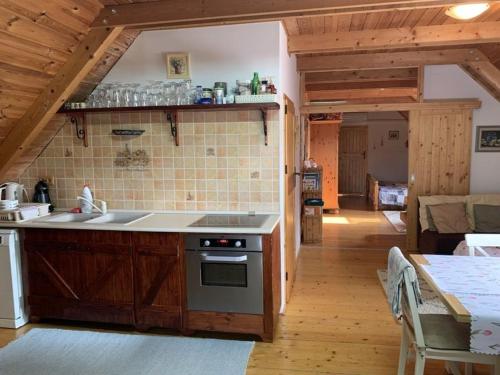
20;110;280;212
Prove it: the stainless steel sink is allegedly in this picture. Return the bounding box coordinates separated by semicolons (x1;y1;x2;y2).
84;212;151;224
39;213;100;223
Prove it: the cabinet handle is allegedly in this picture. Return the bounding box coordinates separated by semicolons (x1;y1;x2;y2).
201;254;247;263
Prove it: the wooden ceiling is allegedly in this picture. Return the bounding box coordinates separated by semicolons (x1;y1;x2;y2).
283;4;500;104
1;0;500;179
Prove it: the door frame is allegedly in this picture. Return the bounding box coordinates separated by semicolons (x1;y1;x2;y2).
284;95;298;302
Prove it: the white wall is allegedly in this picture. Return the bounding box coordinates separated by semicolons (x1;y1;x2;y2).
103;23;280;89
342;113;409;182
424;65;500;193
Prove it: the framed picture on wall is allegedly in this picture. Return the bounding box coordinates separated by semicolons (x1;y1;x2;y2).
388;130;400;140
476;126;500;152
165;52;191;79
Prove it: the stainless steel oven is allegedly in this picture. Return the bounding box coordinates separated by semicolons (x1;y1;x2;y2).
185;234;263;315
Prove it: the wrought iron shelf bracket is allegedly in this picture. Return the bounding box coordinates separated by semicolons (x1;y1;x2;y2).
165;110;179;146
260;108;269;146
68;113;88;148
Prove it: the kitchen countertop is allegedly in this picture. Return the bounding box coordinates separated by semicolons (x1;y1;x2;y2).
0;211;280;234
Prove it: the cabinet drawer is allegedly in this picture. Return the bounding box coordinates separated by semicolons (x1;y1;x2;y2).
132;232;180;256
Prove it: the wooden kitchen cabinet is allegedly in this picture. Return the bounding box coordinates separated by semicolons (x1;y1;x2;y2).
132;232;184;330
24;229;135;325
23;229;184;330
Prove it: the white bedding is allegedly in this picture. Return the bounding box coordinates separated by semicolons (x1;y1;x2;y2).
379;184;408;207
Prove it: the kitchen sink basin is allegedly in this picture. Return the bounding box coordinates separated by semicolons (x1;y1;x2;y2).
84;212;151;224
40;213;101;223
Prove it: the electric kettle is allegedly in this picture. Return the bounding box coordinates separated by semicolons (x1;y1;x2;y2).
0;182;27;202
33;180;54;212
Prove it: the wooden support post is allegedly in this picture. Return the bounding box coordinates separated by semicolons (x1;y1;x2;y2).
0;27;124;179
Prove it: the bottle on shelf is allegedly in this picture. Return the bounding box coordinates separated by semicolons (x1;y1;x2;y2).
251;72;260;95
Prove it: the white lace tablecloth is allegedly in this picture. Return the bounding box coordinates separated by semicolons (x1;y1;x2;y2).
422;255;500;355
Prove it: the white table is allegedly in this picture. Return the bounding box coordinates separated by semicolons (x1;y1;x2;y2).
411;254;500;355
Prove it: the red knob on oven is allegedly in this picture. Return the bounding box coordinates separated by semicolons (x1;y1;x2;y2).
203;240;211;247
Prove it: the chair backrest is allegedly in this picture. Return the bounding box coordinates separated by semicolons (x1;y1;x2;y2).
402;269;426;349
465;234;500;256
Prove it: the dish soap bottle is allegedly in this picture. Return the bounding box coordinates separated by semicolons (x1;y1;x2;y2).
80;185;93;214
251;72;260;95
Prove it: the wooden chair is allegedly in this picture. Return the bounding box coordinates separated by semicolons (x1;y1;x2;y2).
394;252;500;375
465;234;500;257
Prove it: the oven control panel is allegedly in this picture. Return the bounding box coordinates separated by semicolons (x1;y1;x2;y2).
200;239;246;249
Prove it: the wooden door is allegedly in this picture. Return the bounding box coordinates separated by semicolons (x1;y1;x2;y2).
132;232;183;329
284;96;297;302
310;122;340;210
339;126;368;195
407;109;473;251
24;229;134;324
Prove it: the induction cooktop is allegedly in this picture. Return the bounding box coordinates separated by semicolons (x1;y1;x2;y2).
188;214;269;228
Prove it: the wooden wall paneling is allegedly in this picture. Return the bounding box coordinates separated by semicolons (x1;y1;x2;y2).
406;109;473;251
309;122;340;210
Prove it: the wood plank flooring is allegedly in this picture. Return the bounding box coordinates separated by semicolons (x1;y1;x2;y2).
0;206;490;374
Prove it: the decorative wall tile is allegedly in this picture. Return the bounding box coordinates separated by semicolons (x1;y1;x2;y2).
20;110;279;212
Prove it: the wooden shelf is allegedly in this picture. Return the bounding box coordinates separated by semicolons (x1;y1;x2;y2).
309;120;342;126
58;102;280;114
58;103;280;146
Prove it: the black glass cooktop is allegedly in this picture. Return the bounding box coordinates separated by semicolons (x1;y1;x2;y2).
189;214;269;228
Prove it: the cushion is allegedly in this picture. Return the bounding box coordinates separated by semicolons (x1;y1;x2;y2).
474;204;500;233
428;203;471;234
465;194;500;229
418;196;465;232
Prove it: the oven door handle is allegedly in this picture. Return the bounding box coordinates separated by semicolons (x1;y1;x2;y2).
201;254;248;263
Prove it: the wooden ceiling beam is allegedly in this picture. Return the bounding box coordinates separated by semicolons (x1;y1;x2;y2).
0;27;124;179
289;21;500;54
91;0;480;29
461;60;500;101
301;99;481;113
306;79;418;91
305;68;418;84
297;48;486;71
305;87;418;101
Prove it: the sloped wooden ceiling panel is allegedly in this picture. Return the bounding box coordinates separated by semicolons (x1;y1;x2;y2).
0;0;102;145
0;0;141;179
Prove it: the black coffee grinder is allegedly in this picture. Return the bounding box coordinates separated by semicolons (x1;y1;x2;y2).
33;179;54;212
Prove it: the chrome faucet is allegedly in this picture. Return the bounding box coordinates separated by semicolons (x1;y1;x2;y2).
76;196;108;215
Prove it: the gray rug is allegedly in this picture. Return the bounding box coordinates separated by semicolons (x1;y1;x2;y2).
0;329;254;375
377;269;449;315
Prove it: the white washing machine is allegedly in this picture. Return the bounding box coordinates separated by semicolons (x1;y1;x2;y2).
0;229;28;328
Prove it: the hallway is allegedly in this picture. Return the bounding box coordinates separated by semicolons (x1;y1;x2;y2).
249;209;487;374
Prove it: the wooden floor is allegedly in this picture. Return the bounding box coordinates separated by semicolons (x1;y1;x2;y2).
0;206;490;374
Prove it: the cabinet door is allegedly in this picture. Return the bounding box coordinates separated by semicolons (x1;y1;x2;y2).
132;233;183;329
24;229;134;324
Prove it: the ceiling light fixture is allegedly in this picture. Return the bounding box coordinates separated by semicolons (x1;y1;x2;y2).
445;3;490;20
